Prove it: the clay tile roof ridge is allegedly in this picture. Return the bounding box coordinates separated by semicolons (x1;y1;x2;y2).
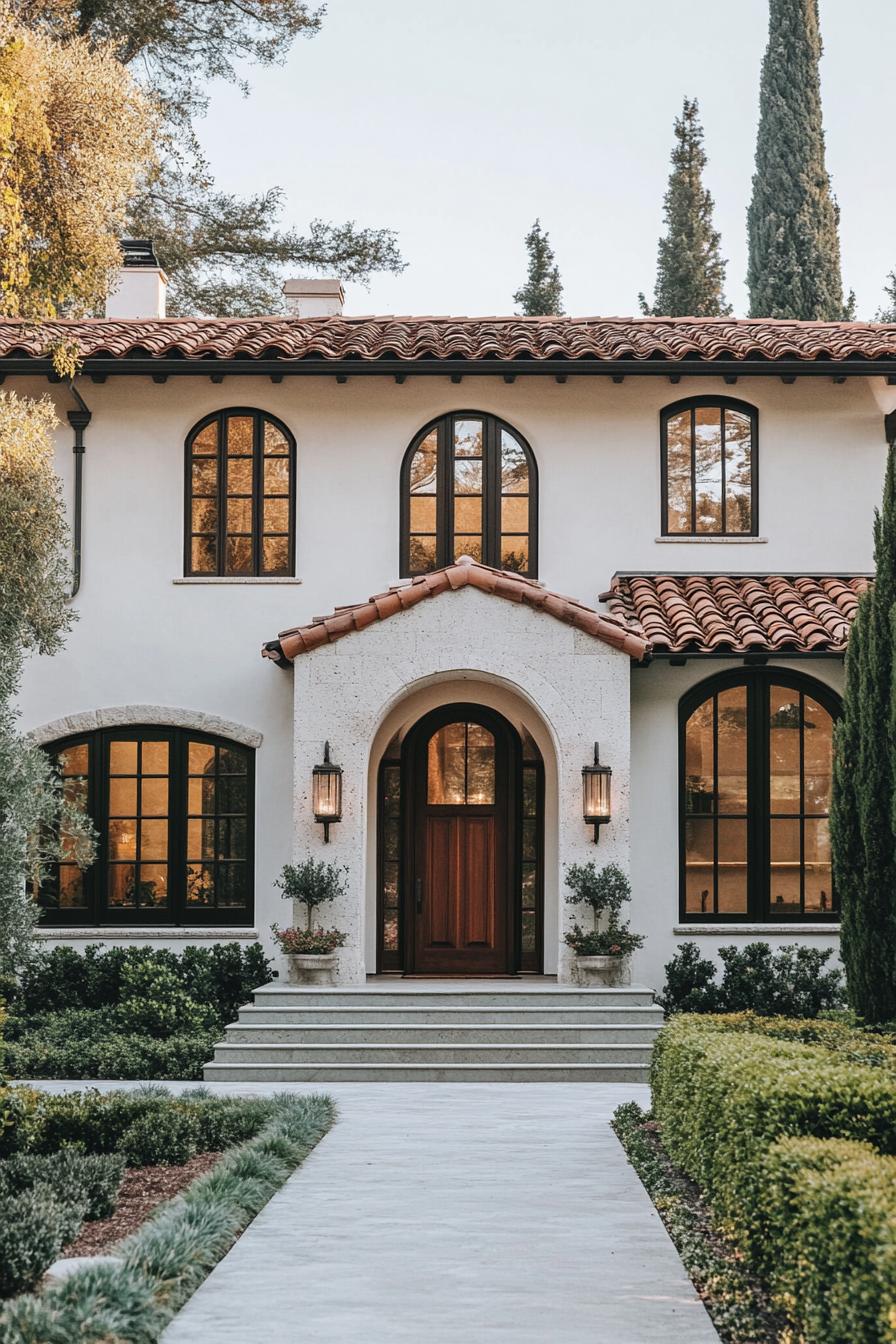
268;558;649;662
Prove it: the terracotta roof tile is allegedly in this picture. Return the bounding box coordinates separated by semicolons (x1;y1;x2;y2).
262;557;649;665
602;574;870;655
4;315;896;365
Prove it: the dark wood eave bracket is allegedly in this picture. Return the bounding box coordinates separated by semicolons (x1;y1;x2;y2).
7;356;896;380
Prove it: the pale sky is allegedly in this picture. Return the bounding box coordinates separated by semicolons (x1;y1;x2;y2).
196;0;895;320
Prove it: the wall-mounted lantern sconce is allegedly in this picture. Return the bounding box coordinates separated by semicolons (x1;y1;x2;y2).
582;742;612;843
312;741;342;842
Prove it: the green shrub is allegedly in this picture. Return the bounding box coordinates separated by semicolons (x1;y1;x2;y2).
699;1011;896;1070
0;1088;43;1158
120;1109;200;1168
188;1098;271;1151
761;1137;896;1344
3;1017;216;1081
0;1150;124;1221
114;962;215;1039
660;941;845;1017
13;943;272;1019
651;1016;896;1254
0;1190;73;1297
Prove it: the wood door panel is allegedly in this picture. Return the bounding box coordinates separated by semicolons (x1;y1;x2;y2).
424;816;455;948
404;704;518;976
461;817;495;948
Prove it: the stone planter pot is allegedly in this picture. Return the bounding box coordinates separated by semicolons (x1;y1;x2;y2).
575;954;631;987
285;951;338;986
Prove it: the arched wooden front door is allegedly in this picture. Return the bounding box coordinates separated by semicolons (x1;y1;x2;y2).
404;705;517;975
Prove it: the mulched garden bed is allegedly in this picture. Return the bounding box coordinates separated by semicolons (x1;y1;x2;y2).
611;1102;788;1344
62;1152;223;1259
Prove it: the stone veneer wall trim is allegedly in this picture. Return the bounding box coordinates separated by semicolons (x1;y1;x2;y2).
28;705;264;749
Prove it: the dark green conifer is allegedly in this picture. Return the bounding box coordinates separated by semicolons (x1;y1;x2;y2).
747;0;850;320
830;445;896;1022
639;98;730;318
513;220;563;316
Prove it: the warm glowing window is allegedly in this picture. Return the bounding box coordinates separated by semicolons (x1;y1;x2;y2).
38;728;254;925
186;409;295;576
662;398;756;536
680;671;838;922
401;413;537;576
427;722;496;806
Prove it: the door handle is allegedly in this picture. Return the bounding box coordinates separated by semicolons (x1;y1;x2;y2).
415;877;423;913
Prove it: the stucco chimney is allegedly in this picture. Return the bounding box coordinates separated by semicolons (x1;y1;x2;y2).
104;239;168;319
283;278;345;318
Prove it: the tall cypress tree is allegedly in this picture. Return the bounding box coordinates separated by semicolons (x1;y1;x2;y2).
747;0;849;320
830;446;896;1023
513;220;563;316
639;98;731;318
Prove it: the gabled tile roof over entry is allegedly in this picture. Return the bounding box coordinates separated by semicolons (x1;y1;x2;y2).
3;315;896;365
262;558;649;665
602;574;870;655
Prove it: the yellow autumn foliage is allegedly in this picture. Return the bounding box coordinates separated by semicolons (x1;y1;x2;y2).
0;3;157;317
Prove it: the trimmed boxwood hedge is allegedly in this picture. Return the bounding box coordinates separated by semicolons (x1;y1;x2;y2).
650;1015;896;1344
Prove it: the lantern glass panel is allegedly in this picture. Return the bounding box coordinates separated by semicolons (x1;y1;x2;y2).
313;766;342;821
583;766;611;822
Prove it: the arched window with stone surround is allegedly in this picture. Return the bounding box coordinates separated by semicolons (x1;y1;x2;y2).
679;668;840;923
400;412;538;577
36;726;255;926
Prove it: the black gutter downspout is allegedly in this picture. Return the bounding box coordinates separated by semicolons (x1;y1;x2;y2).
67;386;92;598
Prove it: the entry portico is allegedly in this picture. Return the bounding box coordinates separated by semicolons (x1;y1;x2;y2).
264;557;646;984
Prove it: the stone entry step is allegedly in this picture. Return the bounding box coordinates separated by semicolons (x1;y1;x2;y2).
202;1062;651;1082
224;1023;661;1045
237;1004;663;1024
204;982;663;1083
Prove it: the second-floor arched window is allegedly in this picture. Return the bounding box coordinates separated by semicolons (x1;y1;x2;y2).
185;408;296;577
400;413;537;577
661;397;757;537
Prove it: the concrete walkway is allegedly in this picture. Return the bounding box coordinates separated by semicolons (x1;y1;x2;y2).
157;1083;719;1344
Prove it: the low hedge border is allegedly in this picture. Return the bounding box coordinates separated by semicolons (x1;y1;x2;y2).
651;1015;896;1344
651;1015;896;1248
0;1091;335;1342
611;1102;785;1344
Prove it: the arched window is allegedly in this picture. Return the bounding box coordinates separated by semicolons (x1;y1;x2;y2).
37;727;255;925
661;397;757;537
400;413;537;576
680;669;839;922
185;408;295;576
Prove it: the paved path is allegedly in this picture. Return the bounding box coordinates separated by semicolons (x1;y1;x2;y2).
154;1083;719;1344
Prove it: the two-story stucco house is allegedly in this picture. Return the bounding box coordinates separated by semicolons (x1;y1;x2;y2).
10;245;893;1008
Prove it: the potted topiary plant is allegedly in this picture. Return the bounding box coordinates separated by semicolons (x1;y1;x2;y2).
272;858;349;985
563;861;644;987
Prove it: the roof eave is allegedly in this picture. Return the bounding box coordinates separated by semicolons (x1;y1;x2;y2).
7;356;896;379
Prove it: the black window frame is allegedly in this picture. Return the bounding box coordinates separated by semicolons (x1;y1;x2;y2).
38;726;255;927
678;667;841;924
399;411;539;577
660;395;759;538
184;407;297;578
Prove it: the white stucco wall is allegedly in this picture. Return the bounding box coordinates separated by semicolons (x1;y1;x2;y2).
11;369;890;982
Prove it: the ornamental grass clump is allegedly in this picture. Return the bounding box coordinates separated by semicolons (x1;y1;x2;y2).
562;861;644;957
